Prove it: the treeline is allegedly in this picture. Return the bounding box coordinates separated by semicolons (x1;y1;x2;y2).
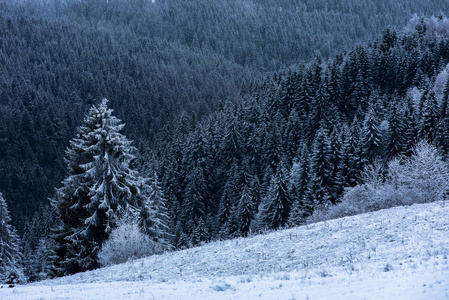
155;16;449;247
2;0;449;231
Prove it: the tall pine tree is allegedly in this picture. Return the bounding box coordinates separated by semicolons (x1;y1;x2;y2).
51;99;150;275
140;172;171;248
0;192;25;284
257;164;292;230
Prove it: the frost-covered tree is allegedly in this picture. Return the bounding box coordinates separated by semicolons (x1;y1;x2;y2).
289;144;309;202
0;192;25;284
361;105;383;164
437;97;449;155
402;98;417;157
233;178;258;236
98;213;162;267
51;99;150;275
304;126;333;212
140;172;171;248
419;89;439;142
27;238;57;281
315;141;449;222
217;165;241;238
385;103;405;160
257;165;292;230
393;141;449;203
180;128;214;245
21;205;56;281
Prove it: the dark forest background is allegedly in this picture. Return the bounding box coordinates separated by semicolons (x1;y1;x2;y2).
2;0;449;233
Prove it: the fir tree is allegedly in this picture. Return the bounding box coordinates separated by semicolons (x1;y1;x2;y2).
305;126;333;210
217;165;241;238
443;76;449;103
402;97;417;157
140;172;171;248
218;115;243;168
361;105;383;164
263;111;285;174
284;109;303;158
279;69;297;117
258;165;292;230
51;99;149;275
288;194;311;227
337;124;362;189
181;128;213;245
21;206;56;281
289;144;310;201
436;97;449;155
234;176;259;236
0;192;25;284
328;125;344;202
385;102;405;160
27;238;57;281
160;139;185;246
419;88;439;143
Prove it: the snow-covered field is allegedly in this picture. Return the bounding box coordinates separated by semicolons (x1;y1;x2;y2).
2;201;449;299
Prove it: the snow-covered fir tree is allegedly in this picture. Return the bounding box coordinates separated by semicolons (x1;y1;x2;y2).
419;88;439;142
27;238;57;281
304;125;333;212
21;205;56;281
361;104;383;165
180;128;214;246
51;99;153;275
233;176;258;236
385;102;405;160
0;192;25;284
257;165;292;230
140;172;171;248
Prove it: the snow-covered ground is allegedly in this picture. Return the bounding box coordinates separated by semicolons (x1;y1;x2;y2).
2;201;449;299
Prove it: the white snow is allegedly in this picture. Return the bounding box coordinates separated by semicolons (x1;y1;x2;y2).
2;201;449;299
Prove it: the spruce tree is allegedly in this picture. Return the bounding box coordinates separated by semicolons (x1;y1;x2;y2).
263;111;285;174
181;128;213;245
27;238;57;281
217;165;241;238
284;109;302;158
361;105;383;164
233;175;259;237
305;126;333;210
438;92;449;155
328;125;344;202
258;165;292;230
160;140;185;246
21;206;56;281
443;76;449;103
385;102;405;160
335;124;359;189
140;172;171;248
419;88;439;143
289;144;310;201
51;99;149;275
0;192;25;284
402;97;417;157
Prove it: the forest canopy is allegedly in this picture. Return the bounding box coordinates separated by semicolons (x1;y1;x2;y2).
2;0;448;232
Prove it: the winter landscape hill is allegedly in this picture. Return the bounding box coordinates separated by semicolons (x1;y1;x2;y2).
1;201;448;299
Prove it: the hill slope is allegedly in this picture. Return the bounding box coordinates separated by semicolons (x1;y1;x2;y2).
2;201;449;299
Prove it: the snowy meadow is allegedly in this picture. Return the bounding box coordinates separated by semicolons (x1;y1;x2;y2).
2;201;448;299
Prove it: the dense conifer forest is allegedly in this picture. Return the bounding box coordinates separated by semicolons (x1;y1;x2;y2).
1;0;449;281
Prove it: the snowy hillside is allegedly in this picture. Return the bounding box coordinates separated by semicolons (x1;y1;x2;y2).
2;201;449;299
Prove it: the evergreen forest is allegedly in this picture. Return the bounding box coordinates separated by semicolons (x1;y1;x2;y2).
1;0;449;281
